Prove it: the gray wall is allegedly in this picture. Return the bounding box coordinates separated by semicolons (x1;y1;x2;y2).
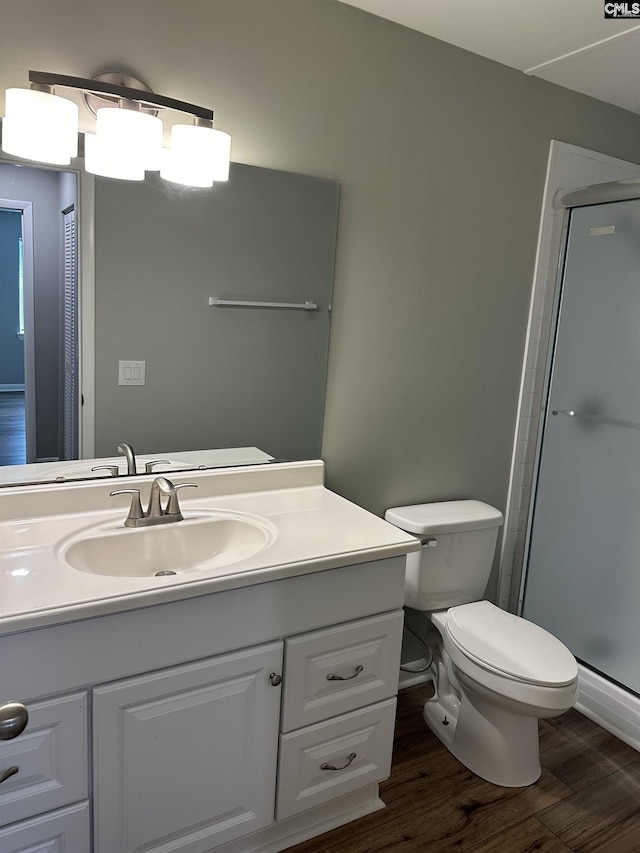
2;1;640;582
93;166;338;459
0;164;64;459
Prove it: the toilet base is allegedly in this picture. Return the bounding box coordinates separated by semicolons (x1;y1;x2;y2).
423;686;542;788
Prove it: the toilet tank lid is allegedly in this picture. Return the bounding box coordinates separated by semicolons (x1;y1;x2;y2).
384;500;503;535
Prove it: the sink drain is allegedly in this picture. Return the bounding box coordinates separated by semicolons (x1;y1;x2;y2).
155;570;177;577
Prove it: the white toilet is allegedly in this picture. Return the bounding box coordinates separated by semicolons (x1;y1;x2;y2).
384;499;578;787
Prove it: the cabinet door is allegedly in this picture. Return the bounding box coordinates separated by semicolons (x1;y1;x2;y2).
93;642;283;853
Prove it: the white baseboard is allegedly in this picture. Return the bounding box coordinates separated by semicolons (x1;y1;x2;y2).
399;659;433;690
575;664;640;752
0;384;25;392
218;785;384;853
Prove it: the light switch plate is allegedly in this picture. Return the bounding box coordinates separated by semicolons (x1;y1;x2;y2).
118;360;146;386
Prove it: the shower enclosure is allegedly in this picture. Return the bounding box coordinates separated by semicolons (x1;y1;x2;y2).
522;197;640;698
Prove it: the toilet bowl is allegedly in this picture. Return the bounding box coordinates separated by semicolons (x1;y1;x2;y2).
385;500;579;787
426;602;578;786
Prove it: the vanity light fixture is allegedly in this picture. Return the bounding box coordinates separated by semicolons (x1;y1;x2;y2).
1;70;231;188
2;86;78;165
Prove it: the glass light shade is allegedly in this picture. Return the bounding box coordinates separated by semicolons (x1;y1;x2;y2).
160;124;231;188
84;133;145;181
2;88;78;165
96;107;163;171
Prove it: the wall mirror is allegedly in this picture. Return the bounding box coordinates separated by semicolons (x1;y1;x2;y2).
0;158;339;486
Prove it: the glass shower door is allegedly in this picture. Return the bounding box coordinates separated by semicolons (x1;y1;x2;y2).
522;198;640;694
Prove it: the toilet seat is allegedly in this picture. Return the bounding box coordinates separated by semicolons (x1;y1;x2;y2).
444;601;578;687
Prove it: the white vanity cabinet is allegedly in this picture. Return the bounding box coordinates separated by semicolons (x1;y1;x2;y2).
93;643;283;853
91;610;404;852
0;557;408;853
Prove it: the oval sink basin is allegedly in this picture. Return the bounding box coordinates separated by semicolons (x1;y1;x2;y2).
58;513;276;577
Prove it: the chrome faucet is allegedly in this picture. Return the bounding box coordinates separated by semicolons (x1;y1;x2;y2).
117;443;137;476
111;477;198;528
147;476;174;518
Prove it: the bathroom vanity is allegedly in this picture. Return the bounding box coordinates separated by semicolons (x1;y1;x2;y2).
0;461;419;852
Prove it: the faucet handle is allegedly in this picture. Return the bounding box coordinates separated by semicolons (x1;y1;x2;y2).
110;488;144;527
166;483;198;517
92;465;120;477
144;460;171;474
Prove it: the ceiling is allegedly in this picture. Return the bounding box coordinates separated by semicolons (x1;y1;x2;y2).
337;0;640;115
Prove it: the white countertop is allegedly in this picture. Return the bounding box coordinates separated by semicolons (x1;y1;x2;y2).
0;461;419;635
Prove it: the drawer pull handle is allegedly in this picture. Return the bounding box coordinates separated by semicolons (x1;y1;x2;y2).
0;702;28;740
321;752;357;771
0;766;19;785
327;664;364;682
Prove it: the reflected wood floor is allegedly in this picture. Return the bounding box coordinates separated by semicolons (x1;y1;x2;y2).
0;391;26;465
288;684;640;853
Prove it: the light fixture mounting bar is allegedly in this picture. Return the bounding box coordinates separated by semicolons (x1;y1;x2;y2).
28;70;214;121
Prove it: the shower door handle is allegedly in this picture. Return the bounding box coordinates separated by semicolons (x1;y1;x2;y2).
552;410;640;431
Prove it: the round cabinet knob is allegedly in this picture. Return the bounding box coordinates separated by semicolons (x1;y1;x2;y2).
0;702;28;740
269;673;282;687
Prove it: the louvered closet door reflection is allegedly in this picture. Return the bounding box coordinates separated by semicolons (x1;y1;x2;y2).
62;206;78;459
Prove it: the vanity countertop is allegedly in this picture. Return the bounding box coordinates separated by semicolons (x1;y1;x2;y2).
0;461;419;636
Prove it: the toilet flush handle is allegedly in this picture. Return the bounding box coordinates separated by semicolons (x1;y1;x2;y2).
420;537;438;547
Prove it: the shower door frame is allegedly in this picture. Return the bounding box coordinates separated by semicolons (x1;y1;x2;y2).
498;141;640;750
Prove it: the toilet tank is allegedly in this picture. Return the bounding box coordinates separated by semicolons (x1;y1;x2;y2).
384;501;504;611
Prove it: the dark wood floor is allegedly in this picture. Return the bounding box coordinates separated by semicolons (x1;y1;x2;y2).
288;683;640;853
0;391;26;465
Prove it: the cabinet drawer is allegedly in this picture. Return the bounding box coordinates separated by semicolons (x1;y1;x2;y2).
0;693;87;827
282;611;403;731
277;697;396;820
0;800;90;853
